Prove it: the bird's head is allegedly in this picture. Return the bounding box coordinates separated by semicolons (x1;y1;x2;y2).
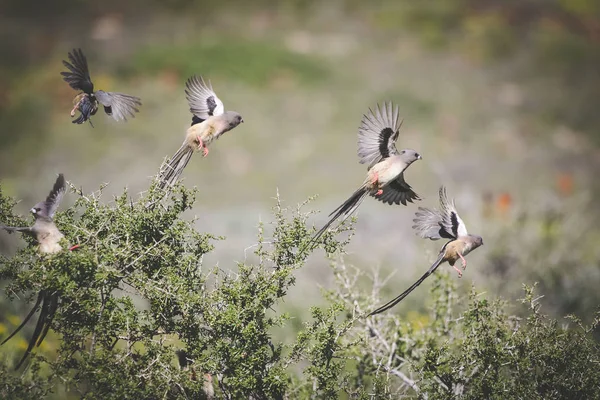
399;149;422;165
30;202;47;220
224;111;243;130
471;234;484;249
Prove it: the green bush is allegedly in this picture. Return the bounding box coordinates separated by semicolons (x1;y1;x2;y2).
0;180;598;399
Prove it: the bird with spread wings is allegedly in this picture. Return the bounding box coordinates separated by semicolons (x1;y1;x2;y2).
368;186;483;316
61;48;142;126
304;102;422;251
0;174;77;369
157;75;244;190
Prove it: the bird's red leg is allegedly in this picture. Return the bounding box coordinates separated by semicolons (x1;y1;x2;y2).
69;244;81;251
371;172;383;196
196;136;209;157
459;253;467;270
451;264;463;278
70;101;80;117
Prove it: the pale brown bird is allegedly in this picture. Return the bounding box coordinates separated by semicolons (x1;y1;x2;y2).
0;174;74;369
1;174;66;254
61;48;142;126
157;75;244;190
368;186;483;316
304;102;421;250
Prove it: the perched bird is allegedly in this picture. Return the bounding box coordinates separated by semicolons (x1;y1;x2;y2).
0;174;74;369
368;186;483;316
305;102;421;250
157;75;244;190
61;48;142;126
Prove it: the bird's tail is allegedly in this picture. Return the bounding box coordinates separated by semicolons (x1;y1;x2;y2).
14;291;58;370
157;144;194;191
0;292;44;347
367;249;446;316
0;290;59;370
301;184;368;254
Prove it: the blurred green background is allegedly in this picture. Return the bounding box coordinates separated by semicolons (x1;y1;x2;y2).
1;0;600;366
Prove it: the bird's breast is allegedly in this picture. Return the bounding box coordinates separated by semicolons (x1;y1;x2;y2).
37;227;64;254
442;240;463;264
373;158;406;184
186;122;216;148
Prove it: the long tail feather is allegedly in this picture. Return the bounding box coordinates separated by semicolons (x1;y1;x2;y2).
0;292;44;345
36;293;59;347
301;185;368;254
158;144;194;191
15;291;51;369
367;249;447;316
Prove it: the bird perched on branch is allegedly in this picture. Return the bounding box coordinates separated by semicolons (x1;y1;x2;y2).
0;173;77;369
61;48;142;126
304;102;421;251
368;186;483;316
157;75;244;190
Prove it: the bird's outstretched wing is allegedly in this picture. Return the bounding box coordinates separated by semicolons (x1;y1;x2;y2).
38;174;66;219
367;244;448;316
185;75;225;122
94;91;142;122
371;173;420;206
60;48;94;94
357;102;402;168
1;226;33;235
439;186;468;238
412;186;466;240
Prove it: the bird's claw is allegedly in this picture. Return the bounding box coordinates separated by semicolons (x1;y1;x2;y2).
375;189;383;196
452;265;463;278
196;136;209;156
459;254;467;270
371;172;379;186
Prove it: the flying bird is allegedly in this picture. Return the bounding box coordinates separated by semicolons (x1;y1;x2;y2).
61;48;142;126
0;174;75;369
368;186;483;316
304;102;422;251
157;75;244;190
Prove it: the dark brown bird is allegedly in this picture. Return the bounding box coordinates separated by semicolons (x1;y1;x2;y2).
0;174;74;369
61;48;142;126
368;186;483;316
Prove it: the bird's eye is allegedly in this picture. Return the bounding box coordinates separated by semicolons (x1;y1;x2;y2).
401;150;406;154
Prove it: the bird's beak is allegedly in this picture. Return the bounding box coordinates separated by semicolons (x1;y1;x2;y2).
241;118;244;123
418;154;422;160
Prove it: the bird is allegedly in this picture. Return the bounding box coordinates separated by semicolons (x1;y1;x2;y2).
0;173;75;369
61;48;142;126
304;102;422;251
157;75;244;190
367;186;484;316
